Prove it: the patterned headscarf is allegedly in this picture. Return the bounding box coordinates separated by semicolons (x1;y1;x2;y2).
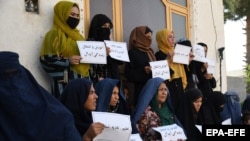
156;28;187;89
40;1;89;77
129;26;156;61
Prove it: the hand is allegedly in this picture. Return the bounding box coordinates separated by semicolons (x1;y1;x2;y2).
145;66;151;74
189;51;195;62
83;122;105;141
166;51;175;60
69;55;82;65
106;47;111;56
204;73;213;79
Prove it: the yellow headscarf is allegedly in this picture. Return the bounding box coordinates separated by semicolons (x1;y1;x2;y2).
40;1;89;77
156;29;187;89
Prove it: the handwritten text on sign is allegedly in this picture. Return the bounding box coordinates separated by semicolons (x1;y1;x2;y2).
152;123;187;141
149;60;170;80
77;41;107;64
173;44;191;65
104;40;130;62
92;111;132;141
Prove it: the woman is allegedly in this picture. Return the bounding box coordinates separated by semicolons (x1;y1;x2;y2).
131;77;185;140
177;88;203;141
40;1;89;98
87;14;124;85
94;78;130;115
196;42;216;100
220;89;242;124
0;51;82;141
59;78;105;141
199;91;226;124
124;26;156;108
155;29;188;113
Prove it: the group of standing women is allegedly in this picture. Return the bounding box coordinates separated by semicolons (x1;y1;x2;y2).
37;1;229;141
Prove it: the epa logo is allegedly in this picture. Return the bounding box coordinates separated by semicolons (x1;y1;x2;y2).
206;129;245;136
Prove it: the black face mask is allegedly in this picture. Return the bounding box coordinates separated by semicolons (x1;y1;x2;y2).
96;28;111;41
66;17;80;29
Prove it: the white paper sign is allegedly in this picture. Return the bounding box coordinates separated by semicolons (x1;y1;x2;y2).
149;60;170;80
92;111;132;141
77;41;107;64
152;124;187;141
192;44;206;62
195;125;202;133
104;40;130;62
173;44;191;65
129;133;143;141
206;57;216;74
222;118;232;125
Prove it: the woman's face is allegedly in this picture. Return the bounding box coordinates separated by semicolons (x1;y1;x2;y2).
192;97;202;112
84;84;98;111
110;86;119;106
69;6;80;19
157;83;168;105
145;32;152;40
167;32;175;47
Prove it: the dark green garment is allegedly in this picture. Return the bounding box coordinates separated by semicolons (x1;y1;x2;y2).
150;93;174;125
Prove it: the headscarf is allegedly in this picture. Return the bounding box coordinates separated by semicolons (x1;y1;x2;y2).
129;26;156;61
131;77;180;133
95;78;129;115
59;78;93;136
88;14;113;41
178;88;203;141
0;51;81;141
220;89;242;124
40;1;89;77
150;94;174;125
156;29;187;89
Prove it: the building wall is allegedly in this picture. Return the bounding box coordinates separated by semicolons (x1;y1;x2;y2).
0;0;227;93
190;0;227;92
0;0;84;91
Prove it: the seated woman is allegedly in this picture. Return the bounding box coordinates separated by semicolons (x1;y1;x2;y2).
242;111;250;125
0;51;82;141
94;78;130;115
59;78;105;141
176;88;203;141
220;89;242;125
131;77;185;140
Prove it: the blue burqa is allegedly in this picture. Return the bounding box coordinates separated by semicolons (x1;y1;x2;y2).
0;51;81;141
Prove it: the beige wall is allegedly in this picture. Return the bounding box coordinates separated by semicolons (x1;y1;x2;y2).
0;0;226;93
0;0;84;91
190;0;227;92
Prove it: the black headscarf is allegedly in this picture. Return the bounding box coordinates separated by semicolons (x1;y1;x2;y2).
60;78;93;136
0;51;81;141
88;14;113;41
59;78;93;136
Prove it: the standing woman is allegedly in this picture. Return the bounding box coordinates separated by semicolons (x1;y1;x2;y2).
94;78;130;115
124;26;156;108
87;14;124;85
59;78;105;141
155;29;188;112
40;1;90;98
